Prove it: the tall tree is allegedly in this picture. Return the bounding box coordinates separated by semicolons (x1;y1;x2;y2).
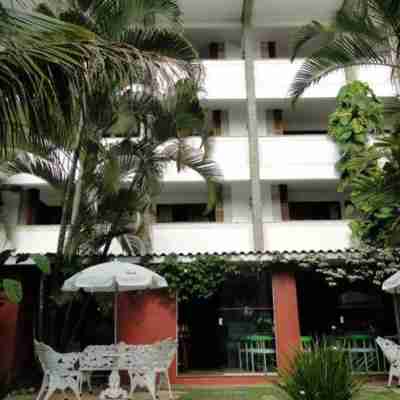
30;0;201;259
242;0;264;251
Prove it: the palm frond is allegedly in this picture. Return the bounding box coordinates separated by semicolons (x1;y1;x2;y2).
290;0;397;102
92;0;182;39
156;139;222;182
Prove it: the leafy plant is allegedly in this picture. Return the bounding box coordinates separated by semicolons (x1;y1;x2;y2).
278;343;362;400
327;80;400;246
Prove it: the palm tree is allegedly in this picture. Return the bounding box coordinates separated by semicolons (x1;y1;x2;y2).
3;80;220;260
289;0;400;102
27;0;201;258
0;1;186;155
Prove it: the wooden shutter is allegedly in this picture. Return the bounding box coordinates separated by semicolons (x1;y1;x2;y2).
272;109;285;135
260;41;277;59
215;185;224;223
212;110;222;136
209;42;225;59
279;184;290;221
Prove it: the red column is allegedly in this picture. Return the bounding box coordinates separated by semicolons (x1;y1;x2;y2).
0;295;19;384
272;271;301;372
118;290;178;383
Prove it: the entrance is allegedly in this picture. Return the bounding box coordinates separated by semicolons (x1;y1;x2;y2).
178;271;275;374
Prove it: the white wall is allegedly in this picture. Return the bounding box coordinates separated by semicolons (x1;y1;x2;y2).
5;221;352;254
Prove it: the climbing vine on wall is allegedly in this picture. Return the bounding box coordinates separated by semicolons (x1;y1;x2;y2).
146;248;400;301
328;80;400;245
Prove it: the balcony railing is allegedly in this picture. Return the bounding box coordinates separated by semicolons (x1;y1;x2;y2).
202;59;396;101
163;134;340;182
3;220;352;255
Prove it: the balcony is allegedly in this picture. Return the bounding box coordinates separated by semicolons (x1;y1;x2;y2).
3;220;352;255
163;134;340;182
202;59;396;101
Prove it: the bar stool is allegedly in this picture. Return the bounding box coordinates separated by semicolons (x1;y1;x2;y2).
241;335;276;372
346;334;377;373
301;336;313;352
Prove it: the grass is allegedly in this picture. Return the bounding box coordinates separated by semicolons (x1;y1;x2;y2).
179;385;400;400
5;385;400;400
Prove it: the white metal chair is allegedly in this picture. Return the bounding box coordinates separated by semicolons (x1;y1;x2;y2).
126;338;177;400
34;340;81;400
376;336;400;386
154;338;177;399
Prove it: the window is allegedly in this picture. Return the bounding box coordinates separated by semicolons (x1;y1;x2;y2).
289;201;342;220
36;201;62;224
157;204;216;223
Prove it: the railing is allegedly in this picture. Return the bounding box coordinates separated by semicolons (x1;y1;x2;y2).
2;220;352;255
163;134;340;182
201;59;397;101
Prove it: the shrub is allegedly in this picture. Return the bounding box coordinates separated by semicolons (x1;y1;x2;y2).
278;343;362;400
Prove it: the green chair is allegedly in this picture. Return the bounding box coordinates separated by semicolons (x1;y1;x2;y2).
344;335;379;373
301;336;313;352
239;335;275;372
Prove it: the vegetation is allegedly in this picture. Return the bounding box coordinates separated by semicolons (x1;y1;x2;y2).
0;0;220;348
278;344;362;400
290;0;400;248
179;387;400;400
327;81;400;246
289;0;400;102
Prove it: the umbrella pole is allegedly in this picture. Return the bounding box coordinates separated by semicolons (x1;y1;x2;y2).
394;294;400;342
114;284;119;344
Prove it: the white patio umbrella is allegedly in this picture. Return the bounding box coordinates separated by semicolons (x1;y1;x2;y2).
383;271;400;294
383;271;400;340
62;260;167;343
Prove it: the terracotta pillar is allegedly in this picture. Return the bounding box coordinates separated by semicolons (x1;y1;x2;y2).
272;271;301;372
0;294;19;384
118;290;178;383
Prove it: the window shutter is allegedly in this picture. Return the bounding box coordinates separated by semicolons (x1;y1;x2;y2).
260;41;277;59
209;42;225;59
212;110;222;136
215;185;224;223
272;109;285;135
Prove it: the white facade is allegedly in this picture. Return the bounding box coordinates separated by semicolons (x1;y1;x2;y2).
2;0;395;255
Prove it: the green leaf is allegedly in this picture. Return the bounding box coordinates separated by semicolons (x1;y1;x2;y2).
32;254;51;274
3;279;23;303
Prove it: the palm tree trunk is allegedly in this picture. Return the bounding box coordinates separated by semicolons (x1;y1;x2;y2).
242;0;264;252
64;149;86;257
56;130;82;257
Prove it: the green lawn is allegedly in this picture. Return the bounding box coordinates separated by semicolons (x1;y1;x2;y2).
179;386;400;400
6;386;400;400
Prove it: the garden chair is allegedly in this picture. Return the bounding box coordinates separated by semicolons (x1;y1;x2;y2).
376;337;400;386
154;338;177;399
126;338;177;400
34;340;81;400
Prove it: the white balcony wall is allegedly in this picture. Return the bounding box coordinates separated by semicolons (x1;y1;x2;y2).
201;59;396;101
164;135;340;182
4;221;351;255
255;60;346;99
1;226;124;254
152;223;253;254
264;220;352;252
6;135;340;186
357;66;397;97
202;61;246;100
